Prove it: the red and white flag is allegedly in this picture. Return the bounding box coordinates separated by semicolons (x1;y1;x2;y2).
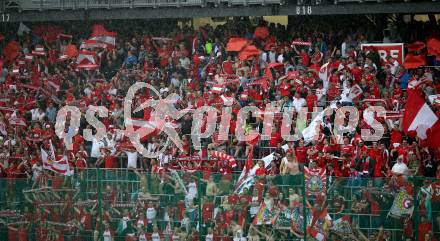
308;227;326;241
80;39;108;50
90;24;117;49
348;84;363;99
402;90;440;148
32;45;46;56
210;150;237;168
211;84;224;94
77;50;99;69
41;140;72;175
291;40;312;46
220;95;233;106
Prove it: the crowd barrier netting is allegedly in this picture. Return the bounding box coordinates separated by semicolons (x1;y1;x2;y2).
1;169;440;240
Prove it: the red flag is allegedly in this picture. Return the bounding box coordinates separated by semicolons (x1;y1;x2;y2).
264;36;277;51
253;26;269;40
42;26;64;43
405;41;425;52
0;34;4;41
403;53;426;69
245;146;254;173
249;77;269;92
63;44;78;58
3;41;21;62
238;45;260;61
427;38;440;56
226;38;248;52
264;62;284;80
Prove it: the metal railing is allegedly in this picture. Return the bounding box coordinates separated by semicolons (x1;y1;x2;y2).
1;170;440;240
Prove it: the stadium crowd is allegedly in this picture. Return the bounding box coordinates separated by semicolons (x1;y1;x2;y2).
0;16;440;240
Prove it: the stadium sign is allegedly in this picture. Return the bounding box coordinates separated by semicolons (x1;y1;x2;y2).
361;43;405;65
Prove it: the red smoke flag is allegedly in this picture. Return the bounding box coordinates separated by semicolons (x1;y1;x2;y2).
3;41;21;62
427;38;440;60
404;41;426;69
264;36;277;50
238;45;261;61
253;26;269;40
226;38;248;52
63;44;78;58
402;90;440;148
264;62;284;81
403;53;426;69
90;24;117;49
405;41;425;52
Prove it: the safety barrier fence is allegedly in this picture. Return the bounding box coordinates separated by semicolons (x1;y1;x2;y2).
1;169;440;240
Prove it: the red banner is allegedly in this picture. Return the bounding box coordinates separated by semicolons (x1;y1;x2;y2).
361;43;404;65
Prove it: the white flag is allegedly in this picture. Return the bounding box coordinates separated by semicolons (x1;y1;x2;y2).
319;62;330;90
17;22;31;36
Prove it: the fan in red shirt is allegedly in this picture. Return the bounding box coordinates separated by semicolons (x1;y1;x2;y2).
95;148;120;169
222;56;234;75
255;160;267;176
294;139;308;165
278;79;291;97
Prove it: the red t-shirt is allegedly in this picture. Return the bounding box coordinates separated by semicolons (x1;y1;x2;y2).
418;222;433;241
202;202;214;222
104;156;118;169
295;146;308;164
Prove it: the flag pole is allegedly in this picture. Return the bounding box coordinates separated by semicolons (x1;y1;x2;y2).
302;171;307;240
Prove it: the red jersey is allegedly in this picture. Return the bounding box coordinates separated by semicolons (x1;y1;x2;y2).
104;156;118;169
295;146;308;164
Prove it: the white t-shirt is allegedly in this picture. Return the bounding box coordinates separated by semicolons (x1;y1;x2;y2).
277;54;284;63
125;151;138;168
90;138;104;158
103;230;112;241
151;232;161;241
206;234;214;241
292;97;306;113
32;163;42;181
268;51;276;63
146;207;156;223
139;234;147;241
31;108;45;121
392;162;409;176
187;181;198;199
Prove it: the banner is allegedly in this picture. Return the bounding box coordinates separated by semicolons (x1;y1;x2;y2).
330;216;353;236
274;207;292;229
361;43;404;65
252;200;279;225
388;190;414;218
304;167;326;196
290;207;312;234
